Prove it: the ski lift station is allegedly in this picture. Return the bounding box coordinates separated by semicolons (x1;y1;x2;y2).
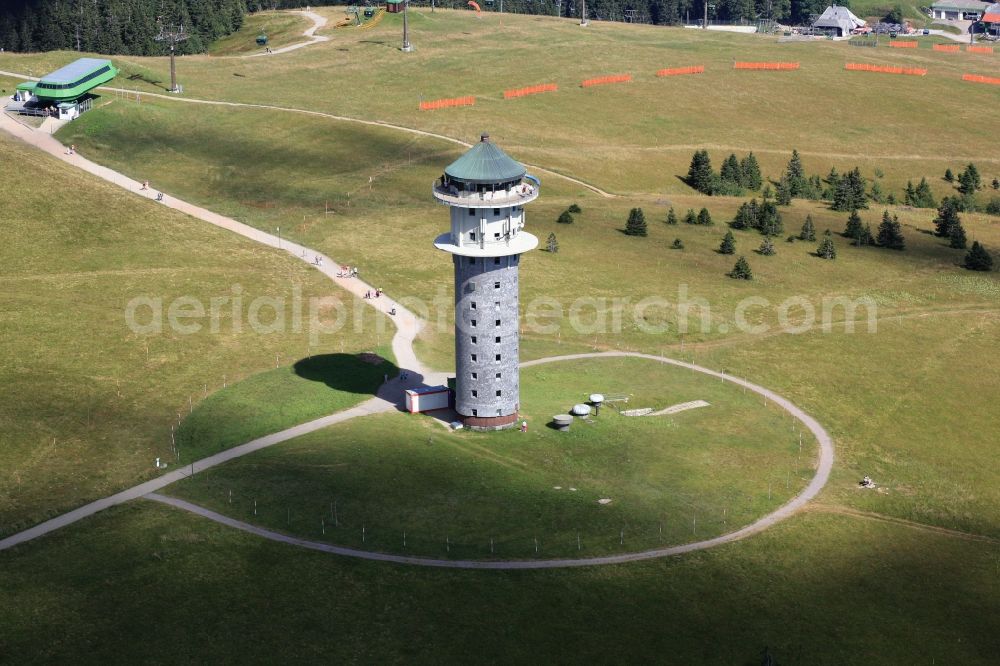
9;57;117;120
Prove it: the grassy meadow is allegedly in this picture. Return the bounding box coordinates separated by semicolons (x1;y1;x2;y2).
0;131;392;536
208;11;313;56
1;10;999;663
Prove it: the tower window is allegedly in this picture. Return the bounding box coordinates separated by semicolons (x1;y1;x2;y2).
471;353;477;361
494;233;501;240
495;319;501;326
493;208;500;215
471;302;477;310
468;257;475;264
494;257;501;264
468;208;475;216
472;390;478;397
494;301;500;309
471;336;477;344
494;282;500;289
496;390;502;397
471;372;477;379
472;409;478;416
495;354;501;361
471;319;476;327
495;336;501;343
469;231;476;241
495;372;501;379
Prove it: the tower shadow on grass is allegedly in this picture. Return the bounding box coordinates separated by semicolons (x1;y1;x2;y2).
292;353;399;397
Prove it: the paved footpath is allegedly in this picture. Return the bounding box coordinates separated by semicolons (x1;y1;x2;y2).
239;10;330;58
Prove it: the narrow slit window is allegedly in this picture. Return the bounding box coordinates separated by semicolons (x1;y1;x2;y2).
472;390;478;397
471;353;477;361
496;390;502;397
471;336;477;344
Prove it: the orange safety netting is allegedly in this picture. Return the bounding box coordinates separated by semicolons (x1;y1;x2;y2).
967;45;994;54
733;62;799;70
581;74;632;87
889;41;918;48
419;96;476;110
933;44;960;52
844;63;927;76
656;65;705;77
503;83;558;99
962;73;1000;85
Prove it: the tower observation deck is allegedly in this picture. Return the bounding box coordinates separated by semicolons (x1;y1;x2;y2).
433;134;539;430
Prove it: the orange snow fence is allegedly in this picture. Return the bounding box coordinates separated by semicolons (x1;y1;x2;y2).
503;83;558;99
889;41;918;48
962;73;1000;85
845;63;927;76
419;96;476;110
733;61;799;70
656;65;705;77
581;74;632;87
967;45;994;54
933;44;960;52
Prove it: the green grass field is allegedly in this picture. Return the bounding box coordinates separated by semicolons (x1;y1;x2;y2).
1;9;999;663
165;357;816;558
0;131;392;537
208;11;313;56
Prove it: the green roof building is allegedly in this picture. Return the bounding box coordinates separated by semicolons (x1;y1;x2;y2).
443;133;527;186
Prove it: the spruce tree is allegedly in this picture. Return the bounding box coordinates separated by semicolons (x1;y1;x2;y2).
762;184;774;200
759;201;784;237
832;167;868;211
948;221;967;249
800;215;816;241
816;236;837;260
758;237;776;256
775;177;793;206
844;209;864;240
546;232;559;253
739;152;763;191
964;241;994;271
731;199;758;230
728;256;753;280
666;207;678;225
697;207;713;226
785;149;807;196
876;211;905;250
686;149;714;194
684;209;698;225
914;177;936;208
721;154;741;184
557;210;574;224
625;207;648;236
944;168;954;183
904;180;916;206
671;238;685;250
719;231;736;254
992;178;999;191
567;203;582;214
870;181;884;204
934;197;961;237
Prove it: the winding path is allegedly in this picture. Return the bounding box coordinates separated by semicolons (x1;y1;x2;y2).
0;109;834;567
239;10;330;58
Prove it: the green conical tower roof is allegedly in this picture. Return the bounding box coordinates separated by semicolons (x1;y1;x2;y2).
444;133;526;185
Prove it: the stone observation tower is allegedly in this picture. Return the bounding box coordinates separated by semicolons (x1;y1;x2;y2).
433;134;539;430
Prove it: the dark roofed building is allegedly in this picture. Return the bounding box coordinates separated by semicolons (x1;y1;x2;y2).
812;5;866;37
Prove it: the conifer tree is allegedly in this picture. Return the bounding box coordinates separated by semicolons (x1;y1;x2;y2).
731;200;758;230
546;232;559;253
904;180;916;206
671;238;684;249
832;167;868;211
759;201;784;237
775;177;793;206
684;209;698;225
728;256;753;280
914;177;936;208
785;149;807;197
719;231;736;255
557;210;574;224
964;241;993;271
666;207;678;225
876;211;905;250
948;220;967;249
800;215;816;241
697;207;713;226
992;178;999;191
870;181;884;204
686;149;714;194
816;235;837;259
758;237;776;256
844;209;864;240
567;203;582;214
944;168;954;182
739;152;763;191
762;184;774;200
720;154;741;184
625;207;648;236
934;197;961;237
